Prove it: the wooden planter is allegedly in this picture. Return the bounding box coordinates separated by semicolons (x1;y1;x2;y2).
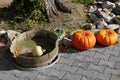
10;30;59;68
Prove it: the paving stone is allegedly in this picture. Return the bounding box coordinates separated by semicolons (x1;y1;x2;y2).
104;67;120;75
115;62;120;69
33;73;52;80
70;54;85;61
48;76;59;80
113;45;120;51
76;67;94;78
6;72;24;80
8;70;25;79
47;68;66;79
68;48;80;53
51;63;64;70
90;46;105;53
104;49;119;56
94;52;110;60
99;59;116;68
84;57;100;64
60;53;72;59
110;75;120;80
58;57;74;65
119;35;120;38
21;71;39;80
0;71;11;80
72;60;90;69
106;45;115;50
0;66;18;80
109;55;120;62
0;35;120;80
60;64;78;73
118;40;120;45
88;63;105;73
62;72;82;80
92;71;111;80
81;76;93;80
79;51;96;57
36;68;52;75
119;53;120;57
0;71;7;75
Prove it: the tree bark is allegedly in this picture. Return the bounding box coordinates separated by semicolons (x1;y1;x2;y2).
44;0;71;22
55;0;71;13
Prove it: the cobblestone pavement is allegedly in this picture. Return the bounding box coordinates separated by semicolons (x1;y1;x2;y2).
0;35;120;80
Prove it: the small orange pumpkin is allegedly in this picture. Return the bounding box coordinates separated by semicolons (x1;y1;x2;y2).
96;29;118;46
72;30;96;50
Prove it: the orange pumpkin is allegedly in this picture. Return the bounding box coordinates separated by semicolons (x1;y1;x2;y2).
96;29;118;46
72;30;96;50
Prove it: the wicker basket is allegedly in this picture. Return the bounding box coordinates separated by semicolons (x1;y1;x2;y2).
10;30;59;68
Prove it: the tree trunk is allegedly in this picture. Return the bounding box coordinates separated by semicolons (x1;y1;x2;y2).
44;0;71;22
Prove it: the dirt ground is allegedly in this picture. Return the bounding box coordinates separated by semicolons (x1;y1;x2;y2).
0;0;12;8
46;0;88;32
0;0;88;32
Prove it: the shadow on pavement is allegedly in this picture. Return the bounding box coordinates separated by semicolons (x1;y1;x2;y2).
0;46;19;71
94;43;106;48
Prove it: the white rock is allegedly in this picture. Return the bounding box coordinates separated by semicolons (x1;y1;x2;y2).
89;0;120;30
96;1;103;7
98;7;103;10
115;1;120;7
93;8;103;18
102;1;116;9
102;8;112;14
89;14;99;22
113;18;119;24
114;27;120;34
94;18;108;29
91;8;102;15
97;25;105;29
88;5;97;13
99;11;114;23
105;16;113;23
112;7;120;15
106;24;120;30
0;30;6;37
83;23;96;30
109;13;116;18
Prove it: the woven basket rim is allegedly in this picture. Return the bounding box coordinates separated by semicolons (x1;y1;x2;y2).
10;30;59;67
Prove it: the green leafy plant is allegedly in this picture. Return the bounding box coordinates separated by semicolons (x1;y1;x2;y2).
9;0;46;22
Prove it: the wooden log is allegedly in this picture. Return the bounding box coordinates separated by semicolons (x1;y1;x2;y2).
44;0;71;22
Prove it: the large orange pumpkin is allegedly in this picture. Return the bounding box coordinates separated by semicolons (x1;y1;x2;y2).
96;29;118;46
72;30;96;50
